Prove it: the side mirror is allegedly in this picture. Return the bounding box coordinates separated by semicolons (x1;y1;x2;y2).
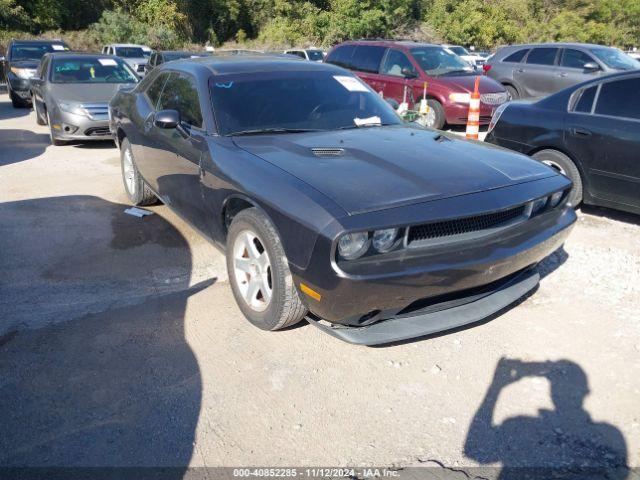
154;109;180;129
401;67;418;79
583;62;600;71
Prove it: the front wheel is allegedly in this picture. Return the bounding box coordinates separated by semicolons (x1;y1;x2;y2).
34;99;47;125
416;98;446;130
227;208;307;331
504;84;519;100
532;149;583;207
47;111;66;146
120;137;157;205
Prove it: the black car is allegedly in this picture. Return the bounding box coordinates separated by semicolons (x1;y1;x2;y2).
145;50;210;74
109;56;575;345
1;39;70;107
486;70;640;215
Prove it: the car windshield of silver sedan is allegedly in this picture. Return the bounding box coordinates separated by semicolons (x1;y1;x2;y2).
589;47;640;70
210;70;402;136
51;58;138;84
115;47;145;58
411;47;474;76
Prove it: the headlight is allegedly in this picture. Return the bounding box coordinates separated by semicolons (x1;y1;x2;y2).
530;196;548;216
338;232;370;260
488;103;509;133
372;228;398;253
549;191;563;208
449;92;471;104
58;101;88;117
10;67;36;79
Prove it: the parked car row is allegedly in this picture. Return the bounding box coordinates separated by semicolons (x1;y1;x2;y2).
2;36;637;344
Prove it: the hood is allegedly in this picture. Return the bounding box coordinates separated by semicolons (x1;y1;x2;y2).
9;60;39;69
233;125;556;216
49;83;135;104
442;75;504;93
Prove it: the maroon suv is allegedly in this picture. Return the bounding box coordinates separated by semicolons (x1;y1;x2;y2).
325;40;508;129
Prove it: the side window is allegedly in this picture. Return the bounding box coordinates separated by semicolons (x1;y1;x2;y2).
290;51;306;59
561;49;594;69
594;78;640;120
325;45;356;70
526;48;559;66
146;72;169;108
503;49;528;63
572;85;597;113
381;49;414;77
158;72;204;128
351;46;386;74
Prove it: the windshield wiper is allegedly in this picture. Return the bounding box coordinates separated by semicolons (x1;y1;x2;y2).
335;122;395;131
441;69;474;76
227;128;322;136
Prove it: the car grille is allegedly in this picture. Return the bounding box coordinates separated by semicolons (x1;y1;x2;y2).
84;126;111;136
81;103;109;121
480;92;508;105
407;205;527;245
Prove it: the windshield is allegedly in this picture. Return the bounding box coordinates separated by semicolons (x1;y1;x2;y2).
589;48;640;70
51;57;138;84
307;50;324;61
11;43;68;61
115;47;145;58
142;50;151;58
210;70;402;135
448;46;470;56
410;47;474;76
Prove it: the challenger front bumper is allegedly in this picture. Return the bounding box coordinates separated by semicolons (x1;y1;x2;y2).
290;179;576;345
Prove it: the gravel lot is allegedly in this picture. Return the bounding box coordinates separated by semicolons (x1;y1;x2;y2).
0;92;638;475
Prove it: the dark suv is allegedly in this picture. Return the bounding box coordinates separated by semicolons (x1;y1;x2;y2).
325;40;508;129
1;39;70;108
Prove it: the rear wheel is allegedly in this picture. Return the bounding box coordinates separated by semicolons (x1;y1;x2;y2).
120;137;157;206
532;149;583;207
504;84;519;100
227;208;307;331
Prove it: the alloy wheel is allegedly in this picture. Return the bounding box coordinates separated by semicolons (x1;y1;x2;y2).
232;230;273;312
123;147;136;195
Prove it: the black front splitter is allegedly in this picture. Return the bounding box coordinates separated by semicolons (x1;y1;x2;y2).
305;268;540;346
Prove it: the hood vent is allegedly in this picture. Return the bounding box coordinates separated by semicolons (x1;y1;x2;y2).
311;147;345;157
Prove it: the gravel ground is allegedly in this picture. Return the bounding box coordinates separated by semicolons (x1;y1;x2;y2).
0;93;638;476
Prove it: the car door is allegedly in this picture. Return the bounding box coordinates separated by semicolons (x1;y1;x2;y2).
564;76;640;209
517;47;560;98
378;48;415;104
148;71;209;229
556;48;603;91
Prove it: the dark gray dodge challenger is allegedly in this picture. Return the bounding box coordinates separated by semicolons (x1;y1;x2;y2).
109;56;576;345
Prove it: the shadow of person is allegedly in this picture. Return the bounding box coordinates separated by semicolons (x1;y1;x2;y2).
464;358;628;479
0;196;210;476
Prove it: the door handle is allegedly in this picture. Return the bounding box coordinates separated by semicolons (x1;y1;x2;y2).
570;127;591;137
516;68;525;73
558;72;568;77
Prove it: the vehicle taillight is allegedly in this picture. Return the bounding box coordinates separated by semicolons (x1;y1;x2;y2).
482;64;492;74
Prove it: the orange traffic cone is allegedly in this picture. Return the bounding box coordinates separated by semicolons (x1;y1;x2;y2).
466;76;481;140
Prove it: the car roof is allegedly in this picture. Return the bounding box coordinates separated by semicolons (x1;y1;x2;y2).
11;39;67;45
159;55;341;76
107;44;146;48
339;39;439;49
500;42;609;50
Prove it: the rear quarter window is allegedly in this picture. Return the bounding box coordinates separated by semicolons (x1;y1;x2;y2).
350;45;386;74
326;45;356;70
502;49;528;63
571;85;597;113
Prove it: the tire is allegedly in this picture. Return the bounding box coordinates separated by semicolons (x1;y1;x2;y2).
416;98;446;130
46;111;66;146
532;149;583;207
227;208;307;331
504;84;519;100
9;89;28;108
120;137;157;206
